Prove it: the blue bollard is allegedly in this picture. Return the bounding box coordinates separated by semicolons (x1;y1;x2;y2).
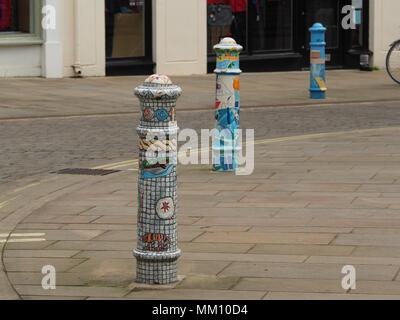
212;37;243;172
309;23;327;99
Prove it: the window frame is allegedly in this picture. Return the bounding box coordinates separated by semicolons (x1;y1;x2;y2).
0;0;43;46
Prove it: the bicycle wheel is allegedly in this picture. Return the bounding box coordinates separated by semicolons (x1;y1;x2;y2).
386;40;400;84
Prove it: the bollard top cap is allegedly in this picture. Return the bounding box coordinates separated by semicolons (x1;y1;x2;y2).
309;22;327;32
214;37;243;51
144;74;173;86
135;74;182;100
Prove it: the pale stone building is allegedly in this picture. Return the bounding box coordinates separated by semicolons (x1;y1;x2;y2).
0;0;398;78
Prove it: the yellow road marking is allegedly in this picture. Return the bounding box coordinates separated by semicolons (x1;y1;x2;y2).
11;182;41;194
93;159;138;170
255;127;400;146
0;238;46;244
108;161;139;170
0;233;46;238
93;127;400;170
0;196;19;210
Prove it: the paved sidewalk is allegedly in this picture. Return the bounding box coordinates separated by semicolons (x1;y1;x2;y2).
2;127;400;299
0;70;398;119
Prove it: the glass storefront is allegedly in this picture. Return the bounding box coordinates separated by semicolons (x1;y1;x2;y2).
105;0;153;75
207;0;370;72
207;0;293;54
0;0;31;34
103;0;370;76
105;0;145;59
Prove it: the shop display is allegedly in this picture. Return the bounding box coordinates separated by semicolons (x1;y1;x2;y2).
0;0;12;31
112;12;144;58
106;0;146;59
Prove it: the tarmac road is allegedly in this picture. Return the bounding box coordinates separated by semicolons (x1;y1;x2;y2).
1;100;400;187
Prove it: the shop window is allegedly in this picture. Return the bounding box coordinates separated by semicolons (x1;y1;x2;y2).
105;0;145;59
0;0;31;33
207;0;294;54
350;0;364;49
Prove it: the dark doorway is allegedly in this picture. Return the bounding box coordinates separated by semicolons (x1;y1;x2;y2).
299;0;345;68
105;0;154;76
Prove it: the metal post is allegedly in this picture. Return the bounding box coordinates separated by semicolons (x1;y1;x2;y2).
212;37;243;172
309;23;327;99
133;74;182;285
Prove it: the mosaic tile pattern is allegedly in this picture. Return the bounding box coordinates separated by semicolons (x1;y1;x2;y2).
212;38;243;172
133;75;182;285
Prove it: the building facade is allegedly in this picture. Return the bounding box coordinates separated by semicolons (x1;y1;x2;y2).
0;0;398;78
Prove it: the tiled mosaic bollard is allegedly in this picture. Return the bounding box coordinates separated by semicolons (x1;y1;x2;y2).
212;37;243;172
133;75;182;285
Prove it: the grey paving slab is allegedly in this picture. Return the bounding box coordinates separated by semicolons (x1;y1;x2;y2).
4;250;80;258
352;246;400;258
248;244;356;256
353;228;400;235
15;223;63;230
80;207;137;216
176;275;240;290
194;231;336;245
0;270;19;299
179;260;231;276
306;255;400;266
3;257;86;273
60;223;134;231
193;217;313;227
234;278;343;293
181;252;307;263
14;229;105;241
5;241;56;250
14;285;130;298
23;215;100;224
221;262;398;281
179;242;254;254
179;207;279;217
21;295;87;300
46;240;135;251
276;208;400;219
248;226;353;234
73;250;133;259
125;289;266;300
334;234;400;247
4;126;400;299
8;272;88;286
264;292;400;300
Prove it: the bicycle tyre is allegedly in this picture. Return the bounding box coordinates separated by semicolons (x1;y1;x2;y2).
386;40;400;85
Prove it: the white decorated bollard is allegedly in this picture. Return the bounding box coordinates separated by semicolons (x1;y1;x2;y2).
133;75;182;285
212;37;243;172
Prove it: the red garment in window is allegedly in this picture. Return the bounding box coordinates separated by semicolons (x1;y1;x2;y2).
208;0;247;12
229;0;247;13
0;0;12;30
207;0;230;4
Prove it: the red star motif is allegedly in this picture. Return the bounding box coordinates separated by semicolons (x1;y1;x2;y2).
161;201;171;213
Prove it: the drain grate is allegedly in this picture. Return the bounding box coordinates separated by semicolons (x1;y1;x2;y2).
54;168;120;176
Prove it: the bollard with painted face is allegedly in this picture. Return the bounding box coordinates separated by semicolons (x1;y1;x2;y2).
133;74;182;285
